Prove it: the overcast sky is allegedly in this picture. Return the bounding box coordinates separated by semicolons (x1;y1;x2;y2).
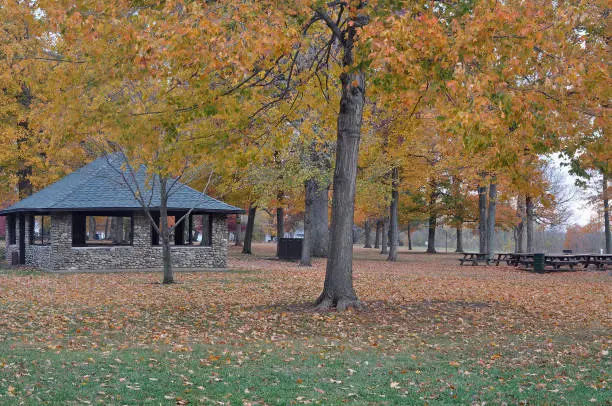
552;155;596;227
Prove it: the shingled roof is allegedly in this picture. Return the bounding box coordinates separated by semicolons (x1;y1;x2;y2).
0;154;244;215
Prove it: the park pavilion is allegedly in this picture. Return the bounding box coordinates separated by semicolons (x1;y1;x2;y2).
1;154;243;272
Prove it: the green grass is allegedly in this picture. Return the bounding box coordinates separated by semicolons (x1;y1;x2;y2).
0;336;608;405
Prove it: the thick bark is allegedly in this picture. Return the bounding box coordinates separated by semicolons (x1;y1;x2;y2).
374;220;381;248
363;219;371;248
487;181;497;259
276;204;284;256
407;223;412;250
426;214;437;254
603;172;611;254
300;179;315;266
455;225;463;253
310;182;329;257
387;168;399;261
159;178;173;284
380;218;388;254
315;65;365;311
234;214;242;246
526;195;534;253
478;185;488;254
242;205;256;255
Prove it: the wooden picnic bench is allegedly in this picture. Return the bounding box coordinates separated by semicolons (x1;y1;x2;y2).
518;253;592;272
544;254;582;271
494;253;517;266
583;254;612;270
513;253;534;268
459;252;490;266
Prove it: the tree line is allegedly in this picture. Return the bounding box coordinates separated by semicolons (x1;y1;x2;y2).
1;0;609;309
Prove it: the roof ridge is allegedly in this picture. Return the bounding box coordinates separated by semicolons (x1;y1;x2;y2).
49;154;124;208
0;152;245;215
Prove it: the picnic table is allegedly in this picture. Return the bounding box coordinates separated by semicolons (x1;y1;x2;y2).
583;254;612;270
544;254;582;271
512;253;534;268
459;252;490;266
494;253;518;266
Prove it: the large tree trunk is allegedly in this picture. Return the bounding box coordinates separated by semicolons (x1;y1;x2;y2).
603;172;611;254
234;214;242;246
426;214;437;254
242;205;256;255
526;195;534;253
380;218;388;254
455;225;463;253
300;179;315;266
159;178;173;284
478;185;487;254
374;219;381;249
363;219;371;248
387;168;399;261
276;202;284;257
310;181;329;257
315;66;365;311
407;223;412;250
487;180;497;259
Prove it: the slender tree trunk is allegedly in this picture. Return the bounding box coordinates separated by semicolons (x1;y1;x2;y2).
407;223;412;250
526;195;534;253
455;225;463;253
478;185;487;254
159;178;173;284
315;60;365;311
276;203;284;257
301;179;315;266
603;172;611;254
487;180;497;259
17;84;33;199
17;168;32;199
311;182;329;257
88;216;96;241
380;218;388;255
426;214;437;254
387;168;399;261
234;214;242;246
104;217;109;240
374;220;381;248
110;217;120;243
363;219;371;248
352;225;359;244
242;205;256;255
515;195;525;253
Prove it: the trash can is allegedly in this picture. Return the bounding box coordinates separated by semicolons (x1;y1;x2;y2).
533;253;545;273
278;238;303;260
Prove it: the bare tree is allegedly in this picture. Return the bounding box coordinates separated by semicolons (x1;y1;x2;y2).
100;146;213;284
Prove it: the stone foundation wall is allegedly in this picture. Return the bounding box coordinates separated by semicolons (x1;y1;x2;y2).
5;212;229;272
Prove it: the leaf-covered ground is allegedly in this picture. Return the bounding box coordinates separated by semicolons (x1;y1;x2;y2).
0;244;609;404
